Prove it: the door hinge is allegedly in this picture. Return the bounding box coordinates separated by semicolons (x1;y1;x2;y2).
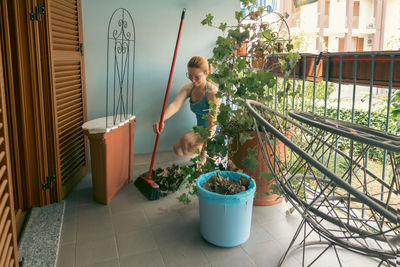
43;175;55;191
30;5;45;21
79;43;84;55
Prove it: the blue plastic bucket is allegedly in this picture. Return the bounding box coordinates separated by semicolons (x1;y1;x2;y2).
197;171;256;247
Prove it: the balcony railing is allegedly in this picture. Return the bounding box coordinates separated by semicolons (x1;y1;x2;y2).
266;51;400;203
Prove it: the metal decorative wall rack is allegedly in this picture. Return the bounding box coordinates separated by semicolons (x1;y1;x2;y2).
106;8;136;127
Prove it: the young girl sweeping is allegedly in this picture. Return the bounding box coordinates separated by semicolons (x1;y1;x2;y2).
153;56;219;158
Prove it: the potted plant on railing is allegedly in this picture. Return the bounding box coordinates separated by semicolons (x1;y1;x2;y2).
178;0;300;206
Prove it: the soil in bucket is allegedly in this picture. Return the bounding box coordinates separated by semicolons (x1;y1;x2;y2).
202;172;250;195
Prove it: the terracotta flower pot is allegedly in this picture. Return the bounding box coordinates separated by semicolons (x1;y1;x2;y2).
230;131;283;206
326;53;400;88
266;54;324;82
251;49;265;69
237;42;248;57
251;58;263;69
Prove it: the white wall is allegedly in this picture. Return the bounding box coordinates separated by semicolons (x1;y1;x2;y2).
329;0;347;30
300;2;318;33
384;0;400;49
81;0;238;154
359;0;374;29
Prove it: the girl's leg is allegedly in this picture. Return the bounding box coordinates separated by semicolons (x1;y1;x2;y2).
173;132;203;156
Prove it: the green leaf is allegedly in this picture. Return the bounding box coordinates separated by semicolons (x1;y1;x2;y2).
241;0;256;7
178;193;191;205
218;22;227;32
237;57;247;72
193;126;210;140
208;100;217;117
239;30;250;42
256;70;274;83
391;108;400;117
278;58;287;70
260;171;274;181
269;184;281;195
288;52;300;69
235;11;243;23
239;132;253;145
242;148;258;171
217;104;231;128
285;206;295;215
201;13;214;26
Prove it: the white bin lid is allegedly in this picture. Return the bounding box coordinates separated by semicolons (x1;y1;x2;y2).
82;114;136;134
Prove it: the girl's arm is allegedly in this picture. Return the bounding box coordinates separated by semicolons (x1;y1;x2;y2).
153;84;191;134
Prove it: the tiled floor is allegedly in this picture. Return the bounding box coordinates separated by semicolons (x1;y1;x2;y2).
57;151;386;267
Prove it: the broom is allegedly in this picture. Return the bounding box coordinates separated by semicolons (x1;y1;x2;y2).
134;8;186;200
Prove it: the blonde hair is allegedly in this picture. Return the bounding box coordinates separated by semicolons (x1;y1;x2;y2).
187;56;212;75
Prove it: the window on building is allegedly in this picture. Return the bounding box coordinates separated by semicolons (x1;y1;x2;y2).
353;1;360;28
339;38;344;52
325;0;330;15
323;36;329;49
352;37;364;51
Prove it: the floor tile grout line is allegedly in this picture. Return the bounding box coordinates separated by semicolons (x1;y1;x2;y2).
145;208;168;267
108;204;121;265
73;200;118;266
239;244;260;267
71;199;78;267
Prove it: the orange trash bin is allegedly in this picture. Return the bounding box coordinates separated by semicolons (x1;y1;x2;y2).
82;115;136;204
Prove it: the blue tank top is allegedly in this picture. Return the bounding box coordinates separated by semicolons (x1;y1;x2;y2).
189;82;209;128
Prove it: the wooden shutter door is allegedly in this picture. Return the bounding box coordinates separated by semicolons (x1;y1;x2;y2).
0;41;18;267
45;0;89;199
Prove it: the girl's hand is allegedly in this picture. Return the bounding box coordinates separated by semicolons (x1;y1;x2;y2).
153;120;165;134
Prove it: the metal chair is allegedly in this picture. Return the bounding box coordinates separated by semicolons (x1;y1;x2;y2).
245;99;400;266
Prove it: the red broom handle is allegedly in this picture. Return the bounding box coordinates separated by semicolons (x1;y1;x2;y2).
146;8;186;180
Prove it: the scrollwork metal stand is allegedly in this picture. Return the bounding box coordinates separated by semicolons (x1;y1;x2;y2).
106;8;135;127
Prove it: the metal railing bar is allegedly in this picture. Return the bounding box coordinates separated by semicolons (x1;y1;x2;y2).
312;55;317;113
333;56;343;175
363;55;376;217
275;56;278;110
322;56;330;165
381;55;395;201
302;56;306;112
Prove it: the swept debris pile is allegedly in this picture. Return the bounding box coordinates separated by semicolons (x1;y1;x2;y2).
142;164;186;196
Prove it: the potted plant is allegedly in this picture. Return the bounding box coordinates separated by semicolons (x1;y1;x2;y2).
178;0;300;205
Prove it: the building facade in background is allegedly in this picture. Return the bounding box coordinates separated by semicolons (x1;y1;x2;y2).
279;0;400;52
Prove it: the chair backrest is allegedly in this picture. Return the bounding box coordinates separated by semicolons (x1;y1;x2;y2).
245;99;400;263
